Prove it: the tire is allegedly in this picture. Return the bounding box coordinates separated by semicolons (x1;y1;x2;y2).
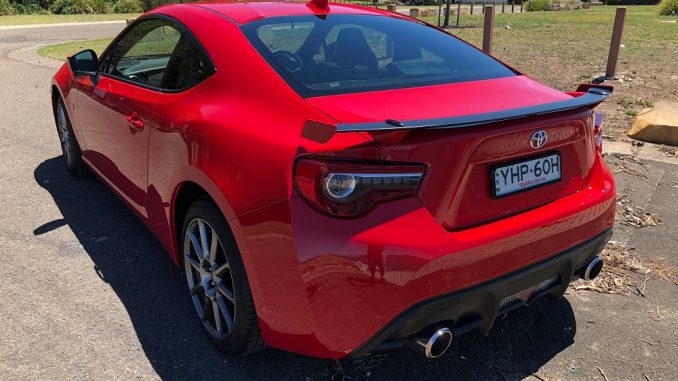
181;198;265;356
54;97;89;177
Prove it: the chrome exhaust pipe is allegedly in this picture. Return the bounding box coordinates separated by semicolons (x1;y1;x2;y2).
405;325;453;359
582;255;604;281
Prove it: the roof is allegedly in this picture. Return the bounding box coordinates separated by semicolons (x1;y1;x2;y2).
185;1;406;24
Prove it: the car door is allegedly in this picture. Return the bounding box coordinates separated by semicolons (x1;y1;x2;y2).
76;18;182;217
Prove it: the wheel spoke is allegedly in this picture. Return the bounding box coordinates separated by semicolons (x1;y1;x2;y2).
187;230;202;259
209;232;219;263
217;295;234;333
217;282;235;304
185;255;201;272
57;107;66;129
198;220;209;260
201;295;210;320
212;300;223;337
190;282;203;296
213;262;229;276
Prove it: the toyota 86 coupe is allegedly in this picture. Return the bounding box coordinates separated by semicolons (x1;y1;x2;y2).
50;0;615;359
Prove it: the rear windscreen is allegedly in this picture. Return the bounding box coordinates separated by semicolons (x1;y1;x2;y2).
241;15;517;97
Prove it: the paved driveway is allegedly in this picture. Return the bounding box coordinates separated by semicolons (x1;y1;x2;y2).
1;22;676;381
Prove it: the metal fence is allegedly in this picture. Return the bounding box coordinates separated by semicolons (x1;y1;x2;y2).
437;1;525;28
331;1;526;28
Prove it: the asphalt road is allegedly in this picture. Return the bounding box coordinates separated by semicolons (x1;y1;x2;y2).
1;22;676;381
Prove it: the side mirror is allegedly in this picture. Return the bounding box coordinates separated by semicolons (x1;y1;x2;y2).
68;49;98;77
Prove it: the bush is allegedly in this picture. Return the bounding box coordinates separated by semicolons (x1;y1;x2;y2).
658;0;678;15
562;0;583;8
49;0;94;14
139;0;182;12
0;0;15;15
528;0;552;10
11;0;50;14
90;0;113;13
113;0;144;13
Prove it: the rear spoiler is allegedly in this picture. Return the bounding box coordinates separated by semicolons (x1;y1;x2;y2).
335;86;612;133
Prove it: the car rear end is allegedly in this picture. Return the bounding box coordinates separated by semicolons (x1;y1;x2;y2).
240;9;615;358
288;97;615;358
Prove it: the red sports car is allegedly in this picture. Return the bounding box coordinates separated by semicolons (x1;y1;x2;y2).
51;0;615;359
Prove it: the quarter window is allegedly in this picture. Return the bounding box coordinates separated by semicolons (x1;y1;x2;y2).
162;35;215;91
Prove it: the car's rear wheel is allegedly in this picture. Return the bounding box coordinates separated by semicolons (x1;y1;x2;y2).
55;97;89;177
182;198;265;356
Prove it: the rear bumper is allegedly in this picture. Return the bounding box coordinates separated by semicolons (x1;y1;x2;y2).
349;228;612;357
238;155;615;359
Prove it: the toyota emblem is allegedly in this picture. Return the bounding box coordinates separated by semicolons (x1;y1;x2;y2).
530;130;548;149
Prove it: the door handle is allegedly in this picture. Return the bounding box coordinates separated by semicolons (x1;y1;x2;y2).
125;112;144;133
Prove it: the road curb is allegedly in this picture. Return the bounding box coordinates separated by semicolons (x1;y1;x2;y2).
603;140;678;165
8;42;65;69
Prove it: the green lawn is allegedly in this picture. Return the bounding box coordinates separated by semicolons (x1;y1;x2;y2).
423;5;677;70
38;38;112;60
0;13;139;26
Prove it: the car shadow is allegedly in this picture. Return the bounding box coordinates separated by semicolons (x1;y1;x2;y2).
35;156;577;381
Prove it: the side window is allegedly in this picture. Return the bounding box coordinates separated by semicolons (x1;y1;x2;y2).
162;35;215;91
102;19;181;88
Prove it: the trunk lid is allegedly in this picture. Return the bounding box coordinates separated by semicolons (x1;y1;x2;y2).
306;76;601;229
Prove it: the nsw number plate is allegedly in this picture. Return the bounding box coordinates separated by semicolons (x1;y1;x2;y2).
492;153;561;197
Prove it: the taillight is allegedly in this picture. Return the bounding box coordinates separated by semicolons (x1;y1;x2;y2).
593;112;604;154
293;158;425;217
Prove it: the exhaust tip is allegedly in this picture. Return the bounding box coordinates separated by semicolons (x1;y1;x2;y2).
583;256;604;281
406;326;453;359
426;327;453;359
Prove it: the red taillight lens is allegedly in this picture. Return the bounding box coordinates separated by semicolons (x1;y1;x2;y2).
293;158;425;217
593;112;604;154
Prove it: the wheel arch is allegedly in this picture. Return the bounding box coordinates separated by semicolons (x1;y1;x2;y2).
168;175;243;267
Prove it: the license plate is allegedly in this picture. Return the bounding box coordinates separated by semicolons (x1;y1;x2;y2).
492;153;562;197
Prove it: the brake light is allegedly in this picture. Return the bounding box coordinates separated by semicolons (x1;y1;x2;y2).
293;158;425;217
593;112;604;153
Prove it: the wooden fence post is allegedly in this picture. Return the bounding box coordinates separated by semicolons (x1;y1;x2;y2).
511;0;515;13
605;7;627;78
443;0;452;27
456;1;461;27
471;2;474;15
438;0;443;27
483;5;494;54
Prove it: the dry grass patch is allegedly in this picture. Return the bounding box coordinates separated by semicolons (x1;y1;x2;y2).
572;241;678;296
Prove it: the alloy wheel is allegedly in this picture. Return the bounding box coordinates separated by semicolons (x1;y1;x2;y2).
56;102;73;166
183;218;237;340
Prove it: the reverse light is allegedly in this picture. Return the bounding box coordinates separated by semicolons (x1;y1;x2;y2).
294;158;425;217
593;112;604;154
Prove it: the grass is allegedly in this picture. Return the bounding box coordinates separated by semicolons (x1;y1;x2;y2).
38;38;112;60
422;5;677;73
0;13;139;26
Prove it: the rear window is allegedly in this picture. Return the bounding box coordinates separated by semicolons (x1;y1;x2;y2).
241;15;516;97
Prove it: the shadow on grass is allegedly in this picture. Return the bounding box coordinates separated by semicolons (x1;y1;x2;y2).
35;156;576;381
